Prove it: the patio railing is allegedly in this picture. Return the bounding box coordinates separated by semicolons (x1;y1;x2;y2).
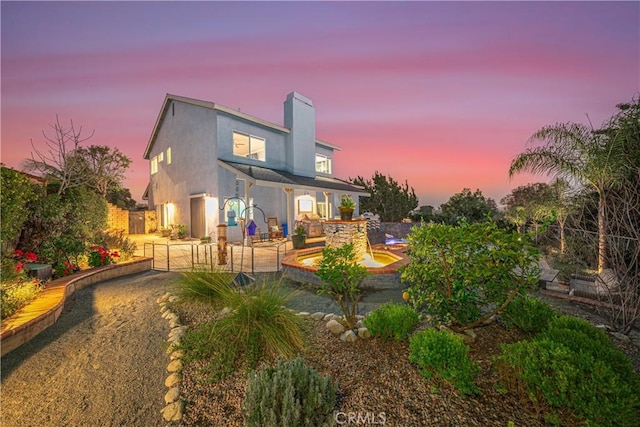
143;240;290;274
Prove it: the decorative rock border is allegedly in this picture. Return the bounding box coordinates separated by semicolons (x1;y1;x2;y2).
300;311;372;342
157;292;185;424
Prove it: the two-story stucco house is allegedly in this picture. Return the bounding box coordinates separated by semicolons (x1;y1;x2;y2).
143;91;368;242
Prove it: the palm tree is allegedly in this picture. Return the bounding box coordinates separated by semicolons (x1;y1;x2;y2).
509;122;625;272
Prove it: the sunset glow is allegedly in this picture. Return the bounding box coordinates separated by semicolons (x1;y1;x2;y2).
2;2;638;207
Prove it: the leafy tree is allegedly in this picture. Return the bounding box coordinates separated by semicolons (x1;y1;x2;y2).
439;188;501;225
509;116;627;272
401;221;540;331
315;243;368;330
351;171;418;222
23;116;94;195
501;180;574;252
533;178;573;254
0;166;38;252
501;182;552;233
76;145;131;197
107;185;137;210
20;185;107;273
410;205;437;223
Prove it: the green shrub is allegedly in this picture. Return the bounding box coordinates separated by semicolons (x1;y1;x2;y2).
401;221;540;329
1;279;43;319
502;294;557;334
542;315;635;380
408;328;479;396
495;317;640;425
545;315;609;345
0;166;37;250
93;229;137;261
363;302;419;341
87;245;119;267
243;356;337;427
315;243;368;330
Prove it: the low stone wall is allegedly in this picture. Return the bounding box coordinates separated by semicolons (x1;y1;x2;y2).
282;265;403;290
1;257;152;357
381;222;419;239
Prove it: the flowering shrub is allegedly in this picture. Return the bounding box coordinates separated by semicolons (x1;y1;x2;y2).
88;246;120;267
1;250;43;319
13;249;38;274
54;260;80;278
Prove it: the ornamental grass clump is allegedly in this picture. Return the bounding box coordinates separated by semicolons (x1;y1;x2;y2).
217;281;305;364
176;269;236;309
176;273;306;381
363;302;419;341
409;328;479;396
494;315;640;425
243;356;337;427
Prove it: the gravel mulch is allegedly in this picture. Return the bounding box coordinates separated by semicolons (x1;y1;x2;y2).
179;313;544;426
178;289;640;427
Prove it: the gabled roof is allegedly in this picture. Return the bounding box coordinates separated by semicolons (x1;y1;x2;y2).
143;94;340;159
218;160;368;196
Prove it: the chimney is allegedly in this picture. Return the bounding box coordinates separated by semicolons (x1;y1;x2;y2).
284;92;316;177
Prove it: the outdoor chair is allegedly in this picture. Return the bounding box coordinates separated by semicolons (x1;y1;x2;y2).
267;217;284;240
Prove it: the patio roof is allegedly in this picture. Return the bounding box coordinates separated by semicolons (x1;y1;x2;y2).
217;160;369;195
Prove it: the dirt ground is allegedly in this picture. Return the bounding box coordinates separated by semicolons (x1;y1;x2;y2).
0;271;180;427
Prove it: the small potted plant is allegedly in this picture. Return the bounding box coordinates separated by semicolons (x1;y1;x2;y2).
292;224;307;249
338;194;356;221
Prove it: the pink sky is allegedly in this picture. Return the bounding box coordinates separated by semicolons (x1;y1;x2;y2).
2;2;638;207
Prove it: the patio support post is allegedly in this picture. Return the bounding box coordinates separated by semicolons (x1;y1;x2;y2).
244;181;253;245
323;191;331;220
284;187;293;239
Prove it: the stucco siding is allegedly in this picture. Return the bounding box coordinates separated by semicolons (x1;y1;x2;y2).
149;101;219;230
216;112;288;172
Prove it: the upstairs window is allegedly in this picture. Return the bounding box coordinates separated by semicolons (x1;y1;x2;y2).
315;154;332;174
233;131;265;161
151;156;158;174
166;147;172;165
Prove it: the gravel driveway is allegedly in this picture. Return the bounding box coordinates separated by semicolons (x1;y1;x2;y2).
1;270;180;427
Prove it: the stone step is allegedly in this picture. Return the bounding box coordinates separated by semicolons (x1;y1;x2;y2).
544;281;570;294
